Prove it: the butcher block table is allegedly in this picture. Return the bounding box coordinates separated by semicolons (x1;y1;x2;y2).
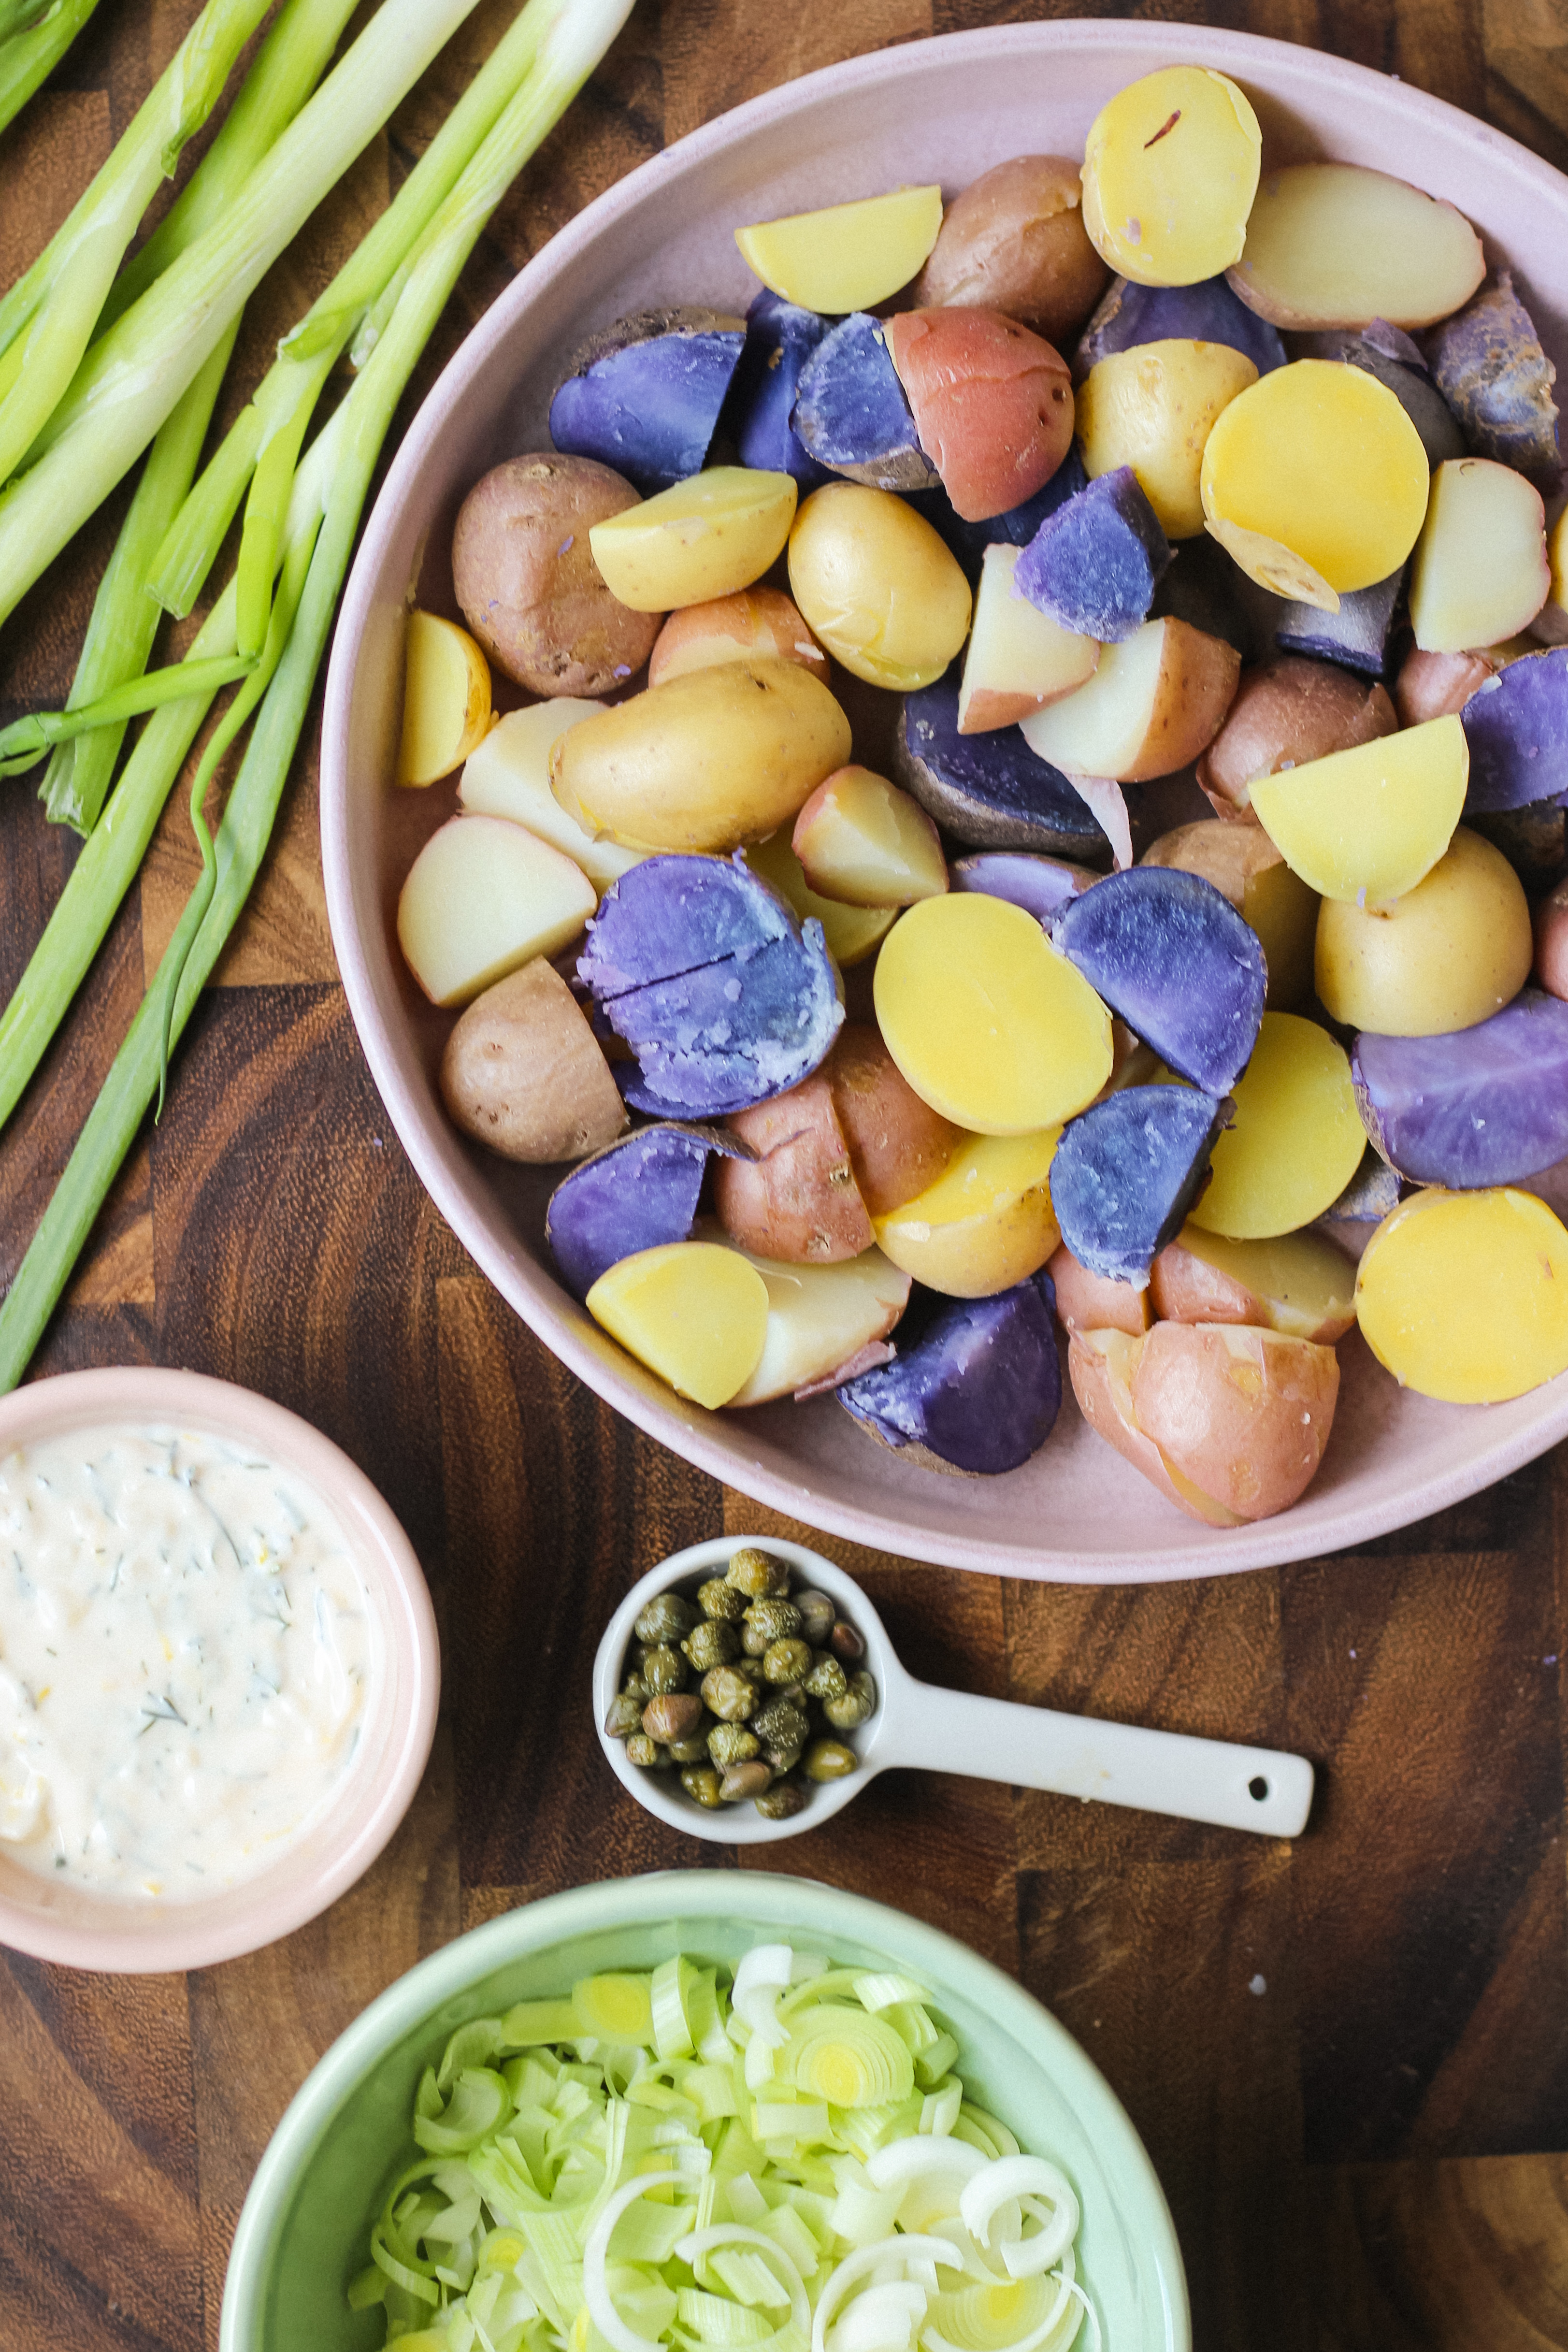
4;2;1568;2346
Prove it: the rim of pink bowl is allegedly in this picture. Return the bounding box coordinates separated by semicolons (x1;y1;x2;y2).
321;17;1568;1586
0;1368;439;1972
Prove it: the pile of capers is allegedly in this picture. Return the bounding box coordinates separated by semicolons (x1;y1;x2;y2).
605;1546;877;1819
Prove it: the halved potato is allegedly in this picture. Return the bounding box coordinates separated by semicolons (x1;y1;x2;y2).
1048;1242;1151;1338
1131;1322;1340;1520
439;959;627;1165
586;1241;769;1409
1068;1328;1237;1526
397;815;595;1008
1226;162;1485;331
1140;820;1320;1009
720;1240;912;1406
873;1127;1061;1297
735;186;944;314
1149;1224;1356;1342
1249;715;1467;906
649;588;827;688
1019;616;1239;783
715;1072;874;1264
459;702;643;892
589;468;797;611
827;1024;962;1215
792;767;948;907
1408;459;1550;654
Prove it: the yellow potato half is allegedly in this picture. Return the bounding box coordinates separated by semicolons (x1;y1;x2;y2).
1188;1011;1366;1241
1250;714;1467;907
1355;1187;1568;1402
1080;66;1261;288
874;1127;1062;1297
397;610;492;786
735;186;944;315
589;468;798;611
586;1242;769;1410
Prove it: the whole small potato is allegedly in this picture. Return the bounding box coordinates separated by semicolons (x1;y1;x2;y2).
1076;338;1257;538
1197;655;1397;817
452;452;660;696
788;483;971;691
914;156;1108;344
439;959;627;1163
1316;826;1533;1035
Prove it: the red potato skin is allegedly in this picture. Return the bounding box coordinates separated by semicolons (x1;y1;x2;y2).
1049;1243;1150;1337
885;308;1074;524
1130;1322;1340;1521
913;156;1109;346
1148;1242;1259;1330
826;1024;962;1215
715;1072;875;1263
1535;880;1568;1001
1394;646;1498;728
1066;1330;1238;1527
649;589;827;689
1197;656;1397;817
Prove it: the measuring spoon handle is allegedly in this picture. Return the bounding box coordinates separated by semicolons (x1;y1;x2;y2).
878;1678;1313;1837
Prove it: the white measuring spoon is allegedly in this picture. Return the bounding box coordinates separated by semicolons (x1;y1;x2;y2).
594;1536;1313;1845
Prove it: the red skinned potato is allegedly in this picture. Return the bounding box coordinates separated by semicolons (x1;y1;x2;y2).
1534;879;1568;1001
1049;1243;1151;1338
1196;655;1397;817
1067;1328;1232;1525
792;767;948;907
716;1071;875;1263
913;156;1108;345
649;589;826;688
1131;1322;1339;1522
439;959;627;1165
826;1025;962;1216
885;307;1074;523
1394;646;1498;728
1149;1225;1356;1343
452;453;660;696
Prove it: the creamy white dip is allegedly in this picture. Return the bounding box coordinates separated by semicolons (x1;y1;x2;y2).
0;1423;376;1901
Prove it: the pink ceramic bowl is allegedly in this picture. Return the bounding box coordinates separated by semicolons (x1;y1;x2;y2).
0;1368;439;1972
321;19;1568;1584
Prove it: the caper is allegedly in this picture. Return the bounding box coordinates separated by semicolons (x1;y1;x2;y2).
829;1619;865;1662
604;1692;644;1739
681;1764;725;1808
735;1655;767;1684
793;1589;836;1646
625;1733;667;1768
726;1545;790;1598
666;1729;711;1765
755;1781;806;1820
823;1670;876;1731
761;1741;803;1775
641;1644;688;1695
803;1651;848;1703
751;1697;809;1751
683;1618;739;1672
742;1598;802;1654
763;1636;812;1685
719;1760;774;1802
701;1665;757;1723
805;1737;858;1781
634;1590;700;1645
774;1682;808;1712
621;1670;650;1702
697;1576;748;1622
642;1692;703;1744
707;1722;761;1767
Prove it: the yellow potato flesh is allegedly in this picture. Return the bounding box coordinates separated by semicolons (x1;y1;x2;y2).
1199;361;1429;595
1249;713;1467;906
735;185;944;315
396;814;595;1009
1408;459;1550;655
873;894;1112;1135
1355;1188;1568;1403
551;660;851;854
743;832;894;967
873;1127;1061;1297
1166;1223;1356;1342
1077;338;1257;538
586;1242;769;1410
957;543;1098;730
397;609;492;786
1017;620;1167;780
719;1241;912;1406
459;702;643;893
792;767;948;907
1314;825;1534;1036
588;468;797;612
1080;66;1261;287
788;484;971;692
1226;163;1485;332
1189;1011;1366;1240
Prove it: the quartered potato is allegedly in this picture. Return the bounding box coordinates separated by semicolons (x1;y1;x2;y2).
744;830;896;967
1080;65;1262;288
735;185;944;314
1226;162;1485;331
396;610;492;786
589;468;798;611
397;815;595;1009
792;767;948;907
649;588;826;687
721;1243;913;1407
1249;714;1467;906
586;1241;770;1410
1140;820;1320;1010
873;1126;1063;1297
958;543;1099;731
439;958;627;1166
1019;615;1238;783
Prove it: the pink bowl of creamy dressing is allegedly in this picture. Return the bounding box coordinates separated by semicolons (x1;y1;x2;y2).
0;1367;438;1973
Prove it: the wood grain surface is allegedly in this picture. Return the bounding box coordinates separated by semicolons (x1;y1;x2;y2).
3;2;1568;2347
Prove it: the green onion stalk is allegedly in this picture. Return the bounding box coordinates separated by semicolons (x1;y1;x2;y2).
40;0;364;835
0;0;104;144
0;0;489;635
0;0;274;490
0;0;636;1389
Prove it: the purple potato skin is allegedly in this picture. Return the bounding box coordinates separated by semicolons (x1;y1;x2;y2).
1074;273;1286;381
1050;1087;1226;1286
895;667;1109;862
1426;272;1563;494
1295;329;1464;467
1352;990;1568;1187
577;855;842;1118
1012;463;1171;642
549;307;745;493
792;312;939;491
547;1127;711;1299
1320;1148;1402;1232
838;1273;1061;1475
1274;567;1405;680
732;290;833;490
950;851;1087;924
1460;650;1568;813
1054;868;1266;1096
906;446;1089;582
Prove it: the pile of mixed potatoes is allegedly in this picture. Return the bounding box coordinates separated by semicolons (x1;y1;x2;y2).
390;62;1568;1525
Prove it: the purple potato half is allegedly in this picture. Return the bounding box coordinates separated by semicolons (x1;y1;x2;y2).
792;311;939;491
1426;272;1563;494
1074;273;1286;380
547;1124;747;1300
549;306;745;493
1050;1086;1227;1285
895;666;1109;861
1012;462;1171;642
838;1272;1060;1476
731;289;833;489
1352;989;1568;1187
906;447;1089;583
1461;649;1568;812
1054;867;1266;1096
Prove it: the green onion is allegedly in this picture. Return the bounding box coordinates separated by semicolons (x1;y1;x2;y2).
0;650;259;778
0;0;54;41
0;0;103;143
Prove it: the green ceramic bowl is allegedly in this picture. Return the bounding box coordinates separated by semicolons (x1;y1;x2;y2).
220;1872;1189;2351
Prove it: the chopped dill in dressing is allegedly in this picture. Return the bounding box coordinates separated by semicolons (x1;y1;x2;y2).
0;1424;376;1901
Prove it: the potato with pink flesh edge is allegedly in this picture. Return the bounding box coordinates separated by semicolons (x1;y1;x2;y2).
715;1070;874;1265
1019;616;1239;784
1225;163;1484;332
1195;655;1396;818
1537;880;1568;1001
884;307;1075;524
440;959;627;1167
792;767;948;908
957;544;1098;733
1394;647;1498;729
397;815;596;1010
1130;1322;1340;1522
1149;1225;1356;1342
826;1024;962;1218
1067;1328;1237;1526
914;156;1108;343
452;454;660;697
1139;820;1319;1011
648;589;827;688
1408;459;1549;655
1048;1242;1150;1337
